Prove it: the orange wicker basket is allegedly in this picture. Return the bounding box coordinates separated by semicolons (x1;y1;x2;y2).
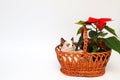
55;26;111;77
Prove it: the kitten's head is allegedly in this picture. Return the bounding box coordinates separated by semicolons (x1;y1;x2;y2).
60;37;75;51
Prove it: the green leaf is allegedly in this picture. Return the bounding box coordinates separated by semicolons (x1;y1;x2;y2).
76;20;86;25
92;45;98;52
87;43;93;52
87;28;92;31
77;27;82;35
89;30;98;42
99;32;108;37
97;38;104;43
105;26;118;37
103;36;120;54
89;30;97;38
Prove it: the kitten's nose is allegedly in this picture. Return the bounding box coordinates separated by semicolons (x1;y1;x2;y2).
66;43;70;47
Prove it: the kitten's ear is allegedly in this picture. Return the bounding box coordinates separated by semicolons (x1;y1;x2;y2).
61;38;65;44
71;37;74;42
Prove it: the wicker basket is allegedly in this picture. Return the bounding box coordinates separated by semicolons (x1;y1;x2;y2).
55;26;111;77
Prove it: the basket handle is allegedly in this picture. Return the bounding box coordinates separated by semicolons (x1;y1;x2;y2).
83;26;88;53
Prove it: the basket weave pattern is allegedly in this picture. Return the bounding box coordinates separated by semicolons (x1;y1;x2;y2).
55;26;111;77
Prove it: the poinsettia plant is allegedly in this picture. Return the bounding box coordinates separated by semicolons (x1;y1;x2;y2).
75;17;120;54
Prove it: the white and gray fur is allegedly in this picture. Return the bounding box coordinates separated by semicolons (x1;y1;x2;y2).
60;38;75;52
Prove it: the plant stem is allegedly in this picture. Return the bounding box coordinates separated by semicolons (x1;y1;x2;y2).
91;24;96;29
96;28;98;33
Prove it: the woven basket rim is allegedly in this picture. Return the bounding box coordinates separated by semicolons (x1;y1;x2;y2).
55;45;112;55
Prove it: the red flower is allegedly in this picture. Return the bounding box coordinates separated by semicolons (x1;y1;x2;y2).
86;17;112;31
99;43;106;50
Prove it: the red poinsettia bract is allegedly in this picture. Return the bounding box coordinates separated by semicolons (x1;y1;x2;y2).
86;17;112;31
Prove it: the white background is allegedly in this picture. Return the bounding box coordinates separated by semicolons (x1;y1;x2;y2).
0;0;120;80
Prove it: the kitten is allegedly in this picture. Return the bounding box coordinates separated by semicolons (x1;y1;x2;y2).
60;37;75;52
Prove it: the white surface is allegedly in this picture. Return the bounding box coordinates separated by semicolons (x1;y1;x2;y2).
0;0;120;80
